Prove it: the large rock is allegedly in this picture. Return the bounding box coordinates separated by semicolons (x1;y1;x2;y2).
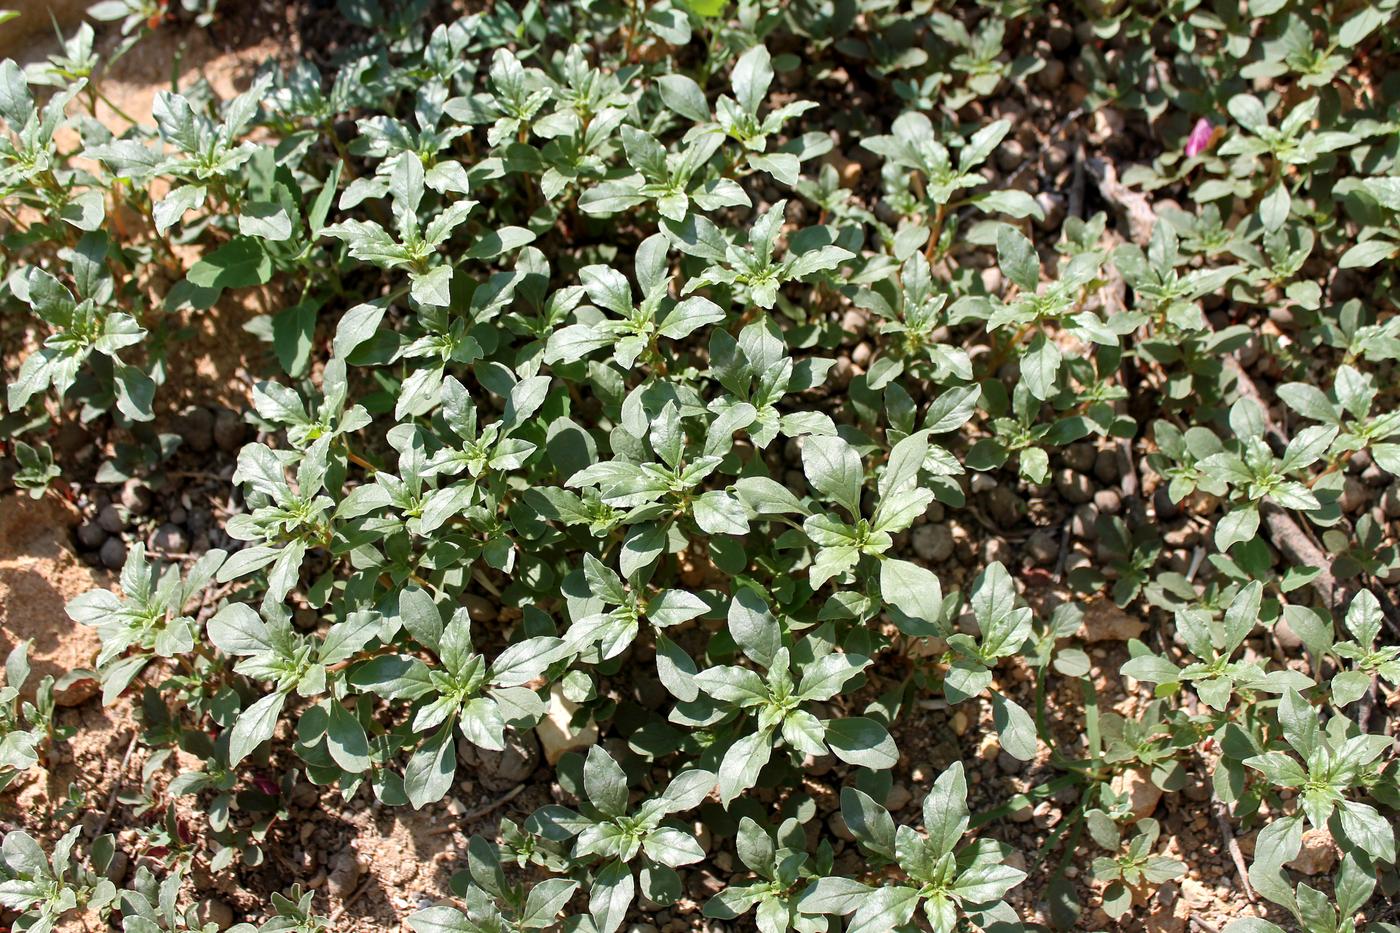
1110;767;1163;821
0;494;109;706
1287;827;1337;876
536;684;598;765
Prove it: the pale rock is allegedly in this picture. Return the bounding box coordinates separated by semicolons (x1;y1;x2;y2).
1111;767;1162;821
195;898;235;931
537;683;599;765
1286;827;1337;876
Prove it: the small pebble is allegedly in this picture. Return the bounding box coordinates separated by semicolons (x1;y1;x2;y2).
76;520;106;549
1054;469;1094;505
120;480;152;515
97;503;128;533
1092;489;1121;514
100;536;128;570
149;523;188;553
911;523;954;563
213;408;248;454
177;406;215;453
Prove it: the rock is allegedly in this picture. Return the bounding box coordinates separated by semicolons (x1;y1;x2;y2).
969;473;997;494
195;897;235;931
1287;827;1337;876
1054;469;1094;505
1081;602;1145;642
980;266;1003;295
983;536;1012;565
839;308;869;340
148;523;188;553
457;729;540;791
537;684;598;765
1071;503;1100;540
1111;767;1163;821
1064;443;1096;472
1092;488;1122;514
76;520;107;550
950;709;970;736
213;408;248;454
823;151;861;188
175;406;215;453
1037;58;1066;90
995;138;1024;172
800;752;837;779
1033;191;1067;231
1093;448;1121;484
827;812;855;842
1153;486;1180;521
985;486;1023;528
327;850;363;900
1272;614;1303;651
1026;529;1059;565
464;593;497;624
885;783;912;812
1341;476;1368;513
911;523;954;563
100;537;128;570
291;781;319;808
1383;483;1400;519
120;481;152;516
102;848;129;885
97;503;128;534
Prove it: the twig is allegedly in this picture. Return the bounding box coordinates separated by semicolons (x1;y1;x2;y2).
1357;676;1379;732
1221;354;1351;616
1052;517;1072;583
1190;918;1221;933
429;785;525;835
1213;797;1258;906
328;876;374;921
1068;140;1087;220
1116;437;1139;499
90;731;139;840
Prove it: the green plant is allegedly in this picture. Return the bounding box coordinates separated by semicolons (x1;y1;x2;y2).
0;0;1397;929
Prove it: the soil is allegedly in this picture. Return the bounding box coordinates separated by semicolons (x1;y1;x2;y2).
0;5;1396;933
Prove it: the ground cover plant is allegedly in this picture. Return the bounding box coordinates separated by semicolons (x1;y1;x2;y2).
0;0;1399;929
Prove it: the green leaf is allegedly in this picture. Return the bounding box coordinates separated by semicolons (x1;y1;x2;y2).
996;225;1040;292
327;702;372;773
991;692;1037;761
584;745;629;818
719;729;773;806
731;44;773;114
802;434;863;516
228;691;286;766
728;587;781;668
590;859;635;933
824;717;897;769
187;236;273;290
405;726;456;809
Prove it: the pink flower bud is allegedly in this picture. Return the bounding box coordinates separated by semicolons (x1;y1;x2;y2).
1185;118;1214;158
